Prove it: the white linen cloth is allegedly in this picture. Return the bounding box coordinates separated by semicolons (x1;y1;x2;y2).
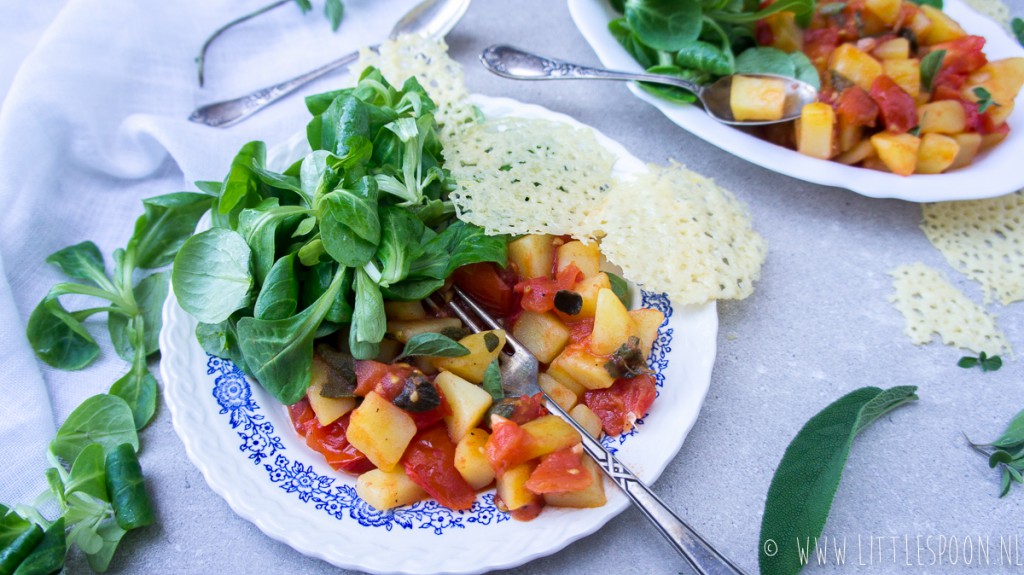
0;0;419;508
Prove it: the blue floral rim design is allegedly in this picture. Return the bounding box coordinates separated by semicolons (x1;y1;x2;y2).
205;291;673;531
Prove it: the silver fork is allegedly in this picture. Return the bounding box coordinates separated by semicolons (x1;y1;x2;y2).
432;286;748;575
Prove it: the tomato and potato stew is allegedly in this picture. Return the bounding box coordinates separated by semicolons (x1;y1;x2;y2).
739;0;1024;174
288;234;664;519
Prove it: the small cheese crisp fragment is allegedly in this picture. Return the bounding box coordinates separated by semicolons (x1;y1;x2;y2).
592;163;767;304
446;117;616;238
357;35;477;144
889;263;1010;355
920;190;1024;305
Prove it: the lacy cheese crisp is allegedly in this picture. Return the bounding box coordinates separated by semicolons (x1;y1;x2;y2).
921;190;1024;306
889;263;1010;355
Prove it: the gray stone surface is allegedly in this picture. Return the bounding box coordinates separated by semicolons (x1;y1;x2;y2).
66;0;1024;573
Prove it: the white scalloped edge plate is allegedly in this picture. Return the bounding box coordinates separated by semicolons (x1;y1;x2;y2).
159;94;717;574
568;0;1024;202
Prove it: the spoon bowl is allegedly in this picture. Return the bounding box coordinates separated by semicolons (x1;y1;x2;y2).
480;44;818;126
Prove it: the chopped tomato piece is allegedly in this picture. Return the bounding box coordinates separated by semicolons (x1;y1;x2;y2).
303;411;376;475
583;374;657;436
514;264;583;314
453;262;517;318
288;397;317;436
803;28;839;69
566;318;595;344
409;388;453;430
508;499;544;521
510;393;548;425
755;20;774;46
354;361;417;401
930;36;987;76
485;416;535;476
835;87;879;127
401;426;477;511
869;75;917;133
524;446;593;494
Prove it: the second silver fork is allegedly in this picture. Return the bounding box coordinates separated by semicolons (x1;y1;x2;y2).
435;286;748;575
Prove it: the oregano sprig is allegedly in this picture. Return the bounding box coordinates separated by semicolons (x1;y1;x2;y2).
967;409;1024;497
957;351;1002;372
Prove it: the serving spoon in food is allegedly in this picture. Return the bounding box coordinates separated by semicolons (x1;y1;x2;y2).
189;0;472;128
480;44;819;126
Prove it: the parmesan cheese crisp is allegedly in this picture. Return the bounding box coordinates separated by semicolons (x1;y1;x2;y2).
921;190;1024;305
889;263;1010;355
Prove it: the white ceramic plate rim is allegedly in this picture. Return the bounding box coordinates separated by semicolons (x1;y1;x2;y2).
159;94;718;574
568;0;1024;202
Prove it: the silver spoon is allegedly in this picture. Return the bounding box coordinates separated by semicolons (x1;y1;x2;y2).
189;0;472;128
480;44;819;126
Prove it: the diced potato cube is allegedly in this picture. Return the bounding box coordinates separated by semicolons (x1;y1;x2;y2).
307;356;357;426
963;58;1024;107
454;428;494;490
882;59;920;98
384;300;427;321
874;37;910;60
765;11;803;53
915;133;960;174
861;155;892;172
543;364;587;397
917;100;967;134
543;457;607;508
835;139;877;165
796;103;836;160
435;371;494;443
919;5;966;45
829;44;883;91
521;415;583;460
356;467;427;510
550;345;616;390
538;372;578;412
870;132;921;176
730;75;787;122
865;0;902;25
508;234;555;280
980;130;1008;150
569;404;604;439
985;101;1015;126
907;9;933;40
512;311;570;363
556;272;611;321
948;132;983;170
590;288;636;356
496;462;538;511
347;392;418;472
433;330;506;384
556;241;601;278
387;317;462;343
628;308;664;360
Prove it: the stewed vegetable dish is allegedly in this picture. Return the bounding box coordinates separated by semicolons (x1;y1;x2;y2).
289;234;664;520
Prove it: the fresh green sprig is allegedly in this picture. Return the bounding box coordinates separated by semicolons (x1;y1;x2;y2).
971;87;1000;114
1014;17;1024;47
920;49;946;93
195;0;346;87
967;409;1024;497
957;351;1002;372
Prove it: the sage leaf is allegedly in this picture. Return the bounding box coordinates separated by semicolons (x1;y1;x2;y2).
397;332;470;360
172;228;253;324
759;385;918;575
50;395;139;465
482;359;504;401
606;272;632;309
920;49;945;93
1014;17;1023;46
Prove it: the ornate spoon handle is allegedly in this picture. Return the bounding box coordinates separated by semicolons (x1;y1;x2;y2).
189;51;361;128
543;397;748;575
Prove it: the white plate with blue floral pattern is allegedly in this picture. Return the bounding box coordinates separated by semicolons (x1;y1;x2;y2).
568;0;1024;202
159;95;718;574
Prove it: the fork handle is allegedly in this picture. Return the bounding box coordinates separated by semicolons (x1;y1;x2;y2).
189;50;362;128
543;398;748;575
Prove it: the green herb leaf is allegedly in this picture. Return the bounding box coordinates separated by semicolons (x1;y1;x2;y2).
319;182;381;268
130;192;214;269
84;517;126;573
482;359;505;401
675;40;734;75
218;141;266;216
1013;17;1024;47
789;52;822;90
606;272;632;309
397;332;470;360
50;395;139;465
972;86;999;114
324;0;345;30
105;443;154;531
759;385;918;575
172;228;254;324
109;271;169;361
45;241;109;287
910;0;942;8
26;296;100;370
920;49;946;93
66;443;109;502
735;47;796;77
13;517;66;575
624;0;703;52
957;352;1002;372
254;253;300;321
0;515;43;575
608;18;660;70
